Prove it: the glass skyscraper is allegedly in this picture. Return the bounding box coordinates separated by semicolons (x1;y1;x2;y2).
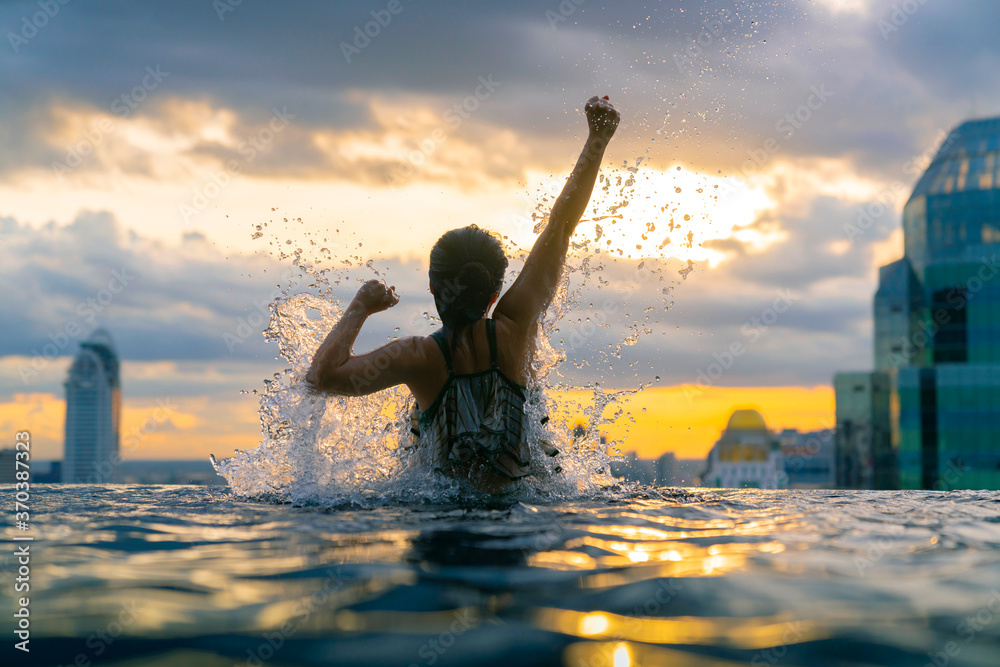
837;117;1000;490
63;329;121;483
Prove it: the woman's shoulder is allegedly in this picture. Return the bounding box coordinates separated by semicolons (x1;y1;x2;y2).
396;334;440;361
490;313;520;338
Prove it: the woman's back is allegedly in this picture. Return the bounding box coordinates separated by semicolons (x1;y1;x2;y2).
417;319;530;486
305;94;620;492
408;317;527;406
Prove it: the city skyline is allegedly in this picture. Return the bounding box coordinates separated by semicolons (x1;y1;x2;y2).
3;1;1000;464
836;116;1000;491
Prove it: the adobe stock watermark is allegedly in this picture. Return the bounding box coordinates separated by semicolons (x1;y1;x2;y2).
213;0;244;22
924;589;1000;667
50;600;142;666
223;268;299;353
750;620;809;666
716;84;833;202
384;74;502;188
18;267;137;384
885;255;1000;368
683;289;797;402
6;0;72;54
568;581;683;667
853;524;907;576
341;0;414;63
503;199;545;237
561;260;657;351
878;0;933;40
672;5;735;74
86;398;179;484
239;567;349;666
407;607;478;667
777;430;833;488
52;65;170;180
545;0;586;30
518;521;566;560
178;107;295;222
623;579;683;633
929;459;966;491
844;128;957;243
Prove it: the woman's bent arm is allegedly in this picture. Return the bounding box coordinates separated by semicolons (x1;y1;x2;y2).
306;280;415;396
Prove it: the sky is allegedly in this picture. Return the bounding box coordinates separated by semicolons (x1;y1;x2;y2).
2;0;999;462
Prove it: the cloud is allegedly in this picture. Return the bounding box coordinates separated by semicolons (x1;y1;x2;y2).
1;210;293;365
2;0;998;194
5;0;995;400
0;197;878;394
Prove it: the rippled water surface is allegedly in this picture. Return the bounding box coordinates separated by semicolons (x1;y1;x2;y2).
4;485;1000;666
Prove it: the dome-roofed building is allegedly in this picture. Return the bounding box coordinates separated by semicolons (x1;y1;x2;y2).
836;116;1000;490
701;409;785;489
726;409;768;431
904;117;1000;275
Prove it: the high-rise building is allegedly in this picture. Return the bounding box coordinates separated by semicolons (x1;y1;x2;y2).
833;371;893;489
836;117;1000;490
610;450;656;485
0;448;17;484
779;429;836;489
655;452;676;486
63;329;121;483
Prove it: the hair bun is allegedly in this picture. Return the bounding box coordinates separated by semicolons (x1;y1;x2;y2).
456;261;491;293
429;225;508;330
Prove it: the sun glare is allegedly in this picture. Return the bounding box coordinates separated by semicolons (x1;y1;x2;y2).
509;166;774;268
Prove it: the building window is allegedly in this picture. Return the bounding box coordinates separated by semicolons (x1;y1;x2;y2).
931;288;968;363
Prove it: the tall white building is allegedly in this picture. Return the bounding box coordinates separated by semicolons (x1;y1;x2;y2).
63;329;121;483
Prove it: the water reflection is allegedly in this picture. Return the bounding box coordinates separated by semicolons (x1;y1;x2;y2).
536;607;828;648
11;487;1000;667
409;527;532;568
564;641;749;667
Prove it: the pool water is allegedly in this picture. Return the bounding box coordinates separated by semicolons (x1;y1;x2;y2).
4;484;1000;666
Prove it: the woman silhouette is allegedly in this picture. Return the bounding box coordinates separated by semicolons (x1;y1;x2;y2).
307;95;621;491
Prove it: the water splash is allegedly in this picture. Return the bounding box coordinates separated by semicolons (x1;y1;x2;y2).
216;151;717;506
214;270;631;506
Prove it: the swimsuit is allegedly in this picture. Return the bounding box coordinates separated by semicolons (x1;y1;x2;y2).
417;319;531;480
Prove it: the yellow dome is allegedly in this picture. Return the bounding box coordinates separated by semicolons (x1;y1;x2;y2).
726;409;768;432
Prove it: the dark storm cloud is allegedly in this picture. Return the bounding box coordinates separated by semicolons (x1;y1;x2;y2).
2;0;997;186
0;212;418;361
871;0;1000;99
3;0;996;395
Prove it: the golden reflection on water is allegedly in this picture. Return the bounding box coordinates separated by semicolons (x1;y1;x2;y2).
564;640;755;667
528;516;796;581
529;537;788;580
583;513;808;541
537;607;828;649
613;641;631;667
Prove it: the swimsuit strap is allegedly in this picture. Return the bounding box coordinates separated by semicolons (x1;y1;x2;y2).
486;318;499;369
430;328;454;374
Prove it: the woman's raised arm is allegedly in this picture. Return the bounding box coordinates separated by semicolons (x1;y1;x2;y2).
494;95;620;329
